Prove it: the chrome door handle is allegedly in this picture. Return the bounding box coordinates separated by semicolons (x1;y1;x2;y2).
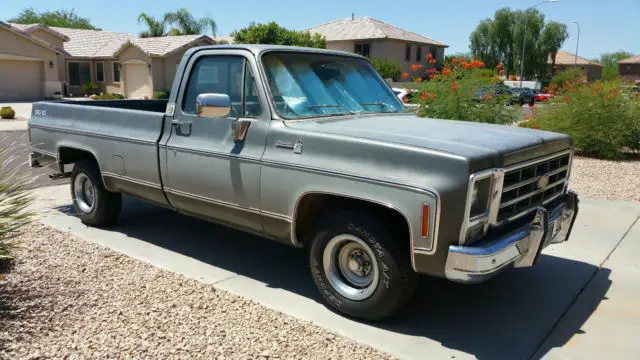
171;119;192;126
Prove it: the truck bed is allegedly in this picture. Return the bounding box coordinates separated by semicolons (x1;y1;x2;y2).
29;99;170;207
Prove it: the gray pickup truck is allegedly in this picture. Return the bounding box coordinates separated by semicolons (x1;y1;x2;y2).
29;45;579;321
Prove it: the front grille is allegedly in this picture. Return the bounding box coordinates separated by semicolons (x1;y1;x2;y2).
497;152;571;221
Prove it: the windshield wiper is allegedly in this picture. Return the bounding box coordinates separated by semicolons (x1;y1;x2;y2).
360;102;399;113
305;104;358;115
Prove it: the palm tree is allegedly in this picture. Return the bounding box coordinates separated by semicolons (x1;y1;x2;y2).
164;8;216;36
137;13;166;38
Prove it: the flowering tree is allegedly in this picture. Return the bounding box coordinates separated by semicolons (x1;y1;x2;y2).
520;80;640;159
411;56;517;124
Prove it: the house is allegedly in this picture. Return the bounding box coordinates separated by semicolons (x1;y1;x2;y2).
618;56;640;83
0;22;214;101
548;50;602;82
305;17;448;76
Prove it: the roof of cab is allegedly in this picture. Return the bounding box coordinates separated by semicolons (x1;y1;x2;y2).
183;44;366;59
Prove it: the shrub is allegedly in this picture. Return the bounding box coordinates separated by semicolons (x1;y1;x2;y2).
153;91;170;99
0;106;16;119
369;58;402;81
550;69;586;89
93;93;124;100
0;147;35;268
81;82;99;95
521;80;640;159
413;59;517;124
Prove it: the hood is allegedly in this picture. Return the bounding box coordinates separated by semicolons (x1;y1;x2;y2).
285;114;571;170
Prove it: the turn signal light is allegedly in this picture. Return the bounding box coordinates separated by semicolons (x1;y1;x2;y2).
421;204;430;237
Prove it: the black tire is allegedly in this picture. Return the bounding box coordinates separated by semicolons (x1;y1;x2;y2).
529;98;535;106
70;159;122;226
309;211;418;321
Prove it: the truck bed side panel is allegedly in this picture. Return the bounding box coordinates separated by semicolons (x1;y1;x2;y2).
29;101;169;206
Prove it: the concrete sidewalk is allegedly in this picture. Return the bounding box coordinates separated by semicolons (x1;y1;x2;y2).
29;185;640;359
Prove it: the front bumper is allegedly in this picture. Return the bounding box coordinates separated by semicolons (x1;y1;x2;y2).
445;191;579;283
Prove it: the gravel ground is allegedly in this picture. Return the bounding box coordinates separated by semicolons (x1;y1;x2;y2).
569;156;640;202
0;223;394;360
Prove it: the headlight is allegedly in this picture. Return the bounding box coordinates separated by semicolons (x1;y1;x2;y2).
459;169;505;245
470;177;492;218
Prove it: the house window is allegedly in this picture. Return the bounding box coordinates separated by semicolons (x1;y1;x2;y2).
68;62;91;86
354;43;371;57
430;48;437;60
405;44;411;61
416;46;422;62
113;62;121;83
96;62;105;82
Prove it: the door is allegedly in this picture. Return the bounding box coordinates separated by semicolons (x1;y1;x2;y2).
162;51;268;233
0;60;43;101
124;63;151;99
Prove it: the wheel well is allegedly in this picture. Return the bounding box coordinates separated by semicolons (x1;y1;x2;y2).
294;193;410;247
57;147;97;172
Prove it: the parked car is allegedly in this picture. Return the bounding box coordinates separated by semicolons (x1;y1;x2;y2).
473;84;512;102
28;45;579;321
510;87;536;106
393;87;418;103
534;91;553;102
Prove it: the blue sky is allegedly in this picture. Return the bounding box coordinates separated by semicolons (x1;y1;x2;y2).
3;0;639;60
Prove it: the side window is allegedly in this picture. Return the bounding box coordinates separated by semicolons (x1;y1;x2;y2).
182;56;261;118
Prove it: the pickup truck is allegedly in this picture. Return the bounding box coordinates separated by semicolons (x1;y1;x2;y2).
28;45;579;321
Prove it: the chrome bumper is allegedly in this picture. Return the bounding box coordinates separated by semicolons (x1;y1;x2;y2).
445;191;579;283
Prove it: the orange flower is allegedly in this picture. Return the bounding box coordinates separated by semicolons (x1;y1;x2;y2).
420;90;427;100
499;69;505;74
606;93;613;99
452;58;458;64
464;63;473;69
509;74;517;80
452;81;459;91
411;64;423;71
426;53;433;60
564;80;570;86
401;72;409;79
483;93;492;101
402;97;409;104
442;67;451;75
416;77;423;83
552;84;559;89
459;57;466;64
430;93;437;99
564;96;571;102
496;63;503;70
429;74;435;80
429;59;437;64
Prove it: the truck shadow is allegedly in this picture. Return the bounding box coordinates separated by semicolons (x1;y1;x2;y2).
53;197;610;360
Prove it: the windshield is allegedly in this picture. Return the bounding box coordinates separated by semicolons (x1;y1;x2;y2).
261;52;405;119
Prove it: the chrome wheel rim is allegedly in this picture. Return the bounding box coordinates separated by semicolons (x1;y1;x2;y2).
74;173;95;214
323;234;379;301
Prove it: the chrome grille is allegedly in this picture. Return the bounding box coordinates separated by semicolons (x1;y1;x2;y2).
497;152;571;221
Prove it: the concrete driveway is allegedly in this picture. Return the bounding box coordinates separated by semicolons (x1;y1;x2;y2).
29;185;640;359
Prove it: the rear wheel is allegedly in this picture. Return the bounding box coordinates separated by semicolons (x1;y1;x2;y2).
70;159;121;226
309;211;418;321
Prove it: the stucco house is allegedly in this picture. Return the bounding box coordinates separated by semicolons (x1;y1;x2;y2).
305;17;448;76
0;21;213;101
618;55;640;83
548;50;602;82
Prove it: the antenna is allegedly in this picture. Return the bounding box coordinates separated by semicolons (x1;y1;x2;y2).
352;12;355;20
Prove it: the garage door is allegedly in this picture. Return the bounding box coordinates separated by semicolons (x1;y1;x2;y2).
0;60;43;101
125;64;151;99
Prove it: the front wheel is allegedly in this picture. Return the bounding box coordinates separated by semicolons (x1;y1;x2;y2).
70;159;122;226
309;211;418;321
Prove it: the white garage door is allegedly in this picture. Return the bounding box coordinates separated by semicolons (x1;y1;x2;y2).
125;64;151;99
0;60;43;101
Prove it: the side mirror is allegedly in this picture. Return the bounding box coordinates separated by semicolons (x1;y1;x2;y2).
195;93;232;118
194;93;251;143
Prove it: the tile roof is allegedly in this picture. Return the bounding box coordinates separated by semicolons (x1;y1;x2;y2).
127;35;212;56
618;55;640;64
550;50;601;66
305;17;448;47
6;23;69;41
50;27;133;58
